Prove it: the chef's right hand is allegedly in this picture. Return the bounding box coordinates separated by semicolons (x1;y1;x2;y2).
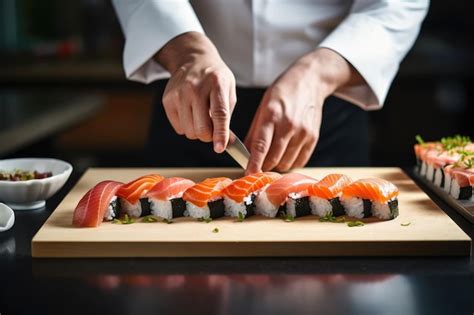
155;32;237;153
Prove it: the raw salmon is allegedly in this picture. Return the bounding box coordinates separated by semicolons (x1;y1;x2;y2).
183;177;232;207
342;178;399;203
222;172;281;203
307;174;352;199
145;177;195;201
116;174;164;204
264;173;317;207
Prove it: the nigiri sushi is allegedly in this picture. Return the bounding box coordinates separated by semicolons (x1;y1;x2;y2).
183;177;232;219
116;174;164;218
307;174;352;217
141;177;195;220
449;167;474;200
341;178;399;220
222;172;282;218
73;180;123;227
255;173;317;218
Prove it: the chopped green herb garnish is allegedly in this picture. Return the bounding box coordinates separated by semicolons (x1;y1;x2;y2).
141;215;158;223
113;214;135;224
122;214;135;224
198;217;212;223
162;218;173;224
401;222;411;227
319;213;337;222
347;221;364;227
415;134;425;145
440;135;471;150
284;214;295;222
212;228;219;233
237;212;245;222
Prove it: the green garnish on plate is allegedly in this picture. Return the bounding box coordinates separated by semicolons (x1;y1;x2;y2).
141;215;158;223
162;218;173;224
347;221;364;227
212;227;219;233
198;217;212;223
237;212;245;222
112;214;135;224
401;222;411;227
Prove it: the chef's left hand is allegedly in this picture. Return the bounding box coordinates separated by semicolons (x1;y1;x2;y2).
244;50;329;174
245;48;363;174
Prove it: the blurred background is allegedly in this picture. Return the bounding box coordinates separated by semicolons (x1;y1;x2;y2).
0;0;473;174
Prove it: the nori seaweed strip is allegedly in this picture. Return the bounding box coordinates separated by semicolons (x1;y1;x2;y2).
293;197;311;217
277;204;287;217
329;197;345;216
110;198;121;219
208;199;225;219
388;199;399;219
416;157;421;171
139;198;152;217
362;199;372;218
440;168;445;188
459;186;473;200
245;194;256;217
171;197;186;218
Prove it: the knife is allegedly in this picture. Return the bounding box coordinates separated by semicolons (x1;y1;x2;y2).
225;130;250;169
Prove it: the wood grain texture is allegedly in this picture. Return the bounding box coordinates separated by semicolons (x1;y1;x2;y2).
32;168;471;257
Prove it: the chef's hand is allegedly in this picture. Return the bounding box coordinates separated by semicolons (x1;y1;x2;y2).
245;48;363;174
155;32;237;153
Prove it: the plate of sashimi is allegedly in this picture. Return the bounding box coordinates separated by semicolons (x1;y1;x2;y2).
72;172;400;228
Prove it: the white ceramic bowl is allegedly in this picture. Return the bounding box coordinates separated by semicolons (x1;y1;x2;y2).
0;203;14;231
0;158;73;210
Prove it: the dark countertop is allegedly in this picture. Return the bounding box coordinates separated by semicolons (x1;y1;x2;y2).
0;91;103;156
0;169;472;315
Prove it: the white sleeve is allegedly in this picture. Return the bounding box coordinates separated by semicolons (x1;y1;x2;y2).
318;0;429;110
112;0;204;84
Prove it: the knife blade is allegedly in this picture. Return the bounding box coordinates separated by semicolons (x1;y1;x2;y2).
225;130;250;169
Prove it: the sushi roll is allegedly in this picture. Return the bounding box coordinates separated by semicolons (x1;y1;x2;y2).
222;172;282;218
183;177;232;220
116;174;164;218
307;174;352;217
341;178;399;220
255;173;317;218
449;168;474;200
73;180;123;227
141;177;195;220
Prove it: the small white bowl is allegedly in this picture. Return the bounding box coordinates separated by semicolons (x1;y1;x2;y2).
0;203;14;231
0;158;73;210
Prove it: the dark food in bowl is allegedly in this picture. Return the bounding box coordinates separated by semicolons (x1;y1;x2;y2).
0;170;53;181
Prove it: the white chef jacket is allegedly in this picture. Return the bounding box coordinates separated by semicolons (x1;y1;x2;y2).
112;0;428;109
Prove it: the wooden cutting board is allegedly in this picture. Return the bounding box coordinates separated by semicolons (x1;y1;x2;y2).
32;168;471;257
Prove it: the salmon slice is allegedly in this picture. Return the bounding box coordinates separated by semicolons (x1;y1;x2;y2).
183;177;232;207
116;174;164;204
73;180;123;227
145;177;195;201
342;178;398;203
222;172;281;203
264;173;318;207
307;174;352;199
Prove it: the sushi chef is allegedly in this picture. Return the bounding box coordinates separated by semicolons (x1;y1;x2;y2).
112;0;428;173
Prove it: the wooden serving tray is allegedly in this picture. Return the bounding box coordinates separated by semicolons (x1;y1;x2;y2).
32;168;471;257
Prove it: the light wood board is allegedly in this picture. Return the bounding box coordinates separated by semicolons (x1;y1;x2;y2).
32;168;471;257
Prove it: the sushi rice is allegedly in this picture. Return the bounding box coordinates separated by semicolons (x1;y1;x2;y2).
255;191;279;217
309;196;333;217
103;196;118;221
